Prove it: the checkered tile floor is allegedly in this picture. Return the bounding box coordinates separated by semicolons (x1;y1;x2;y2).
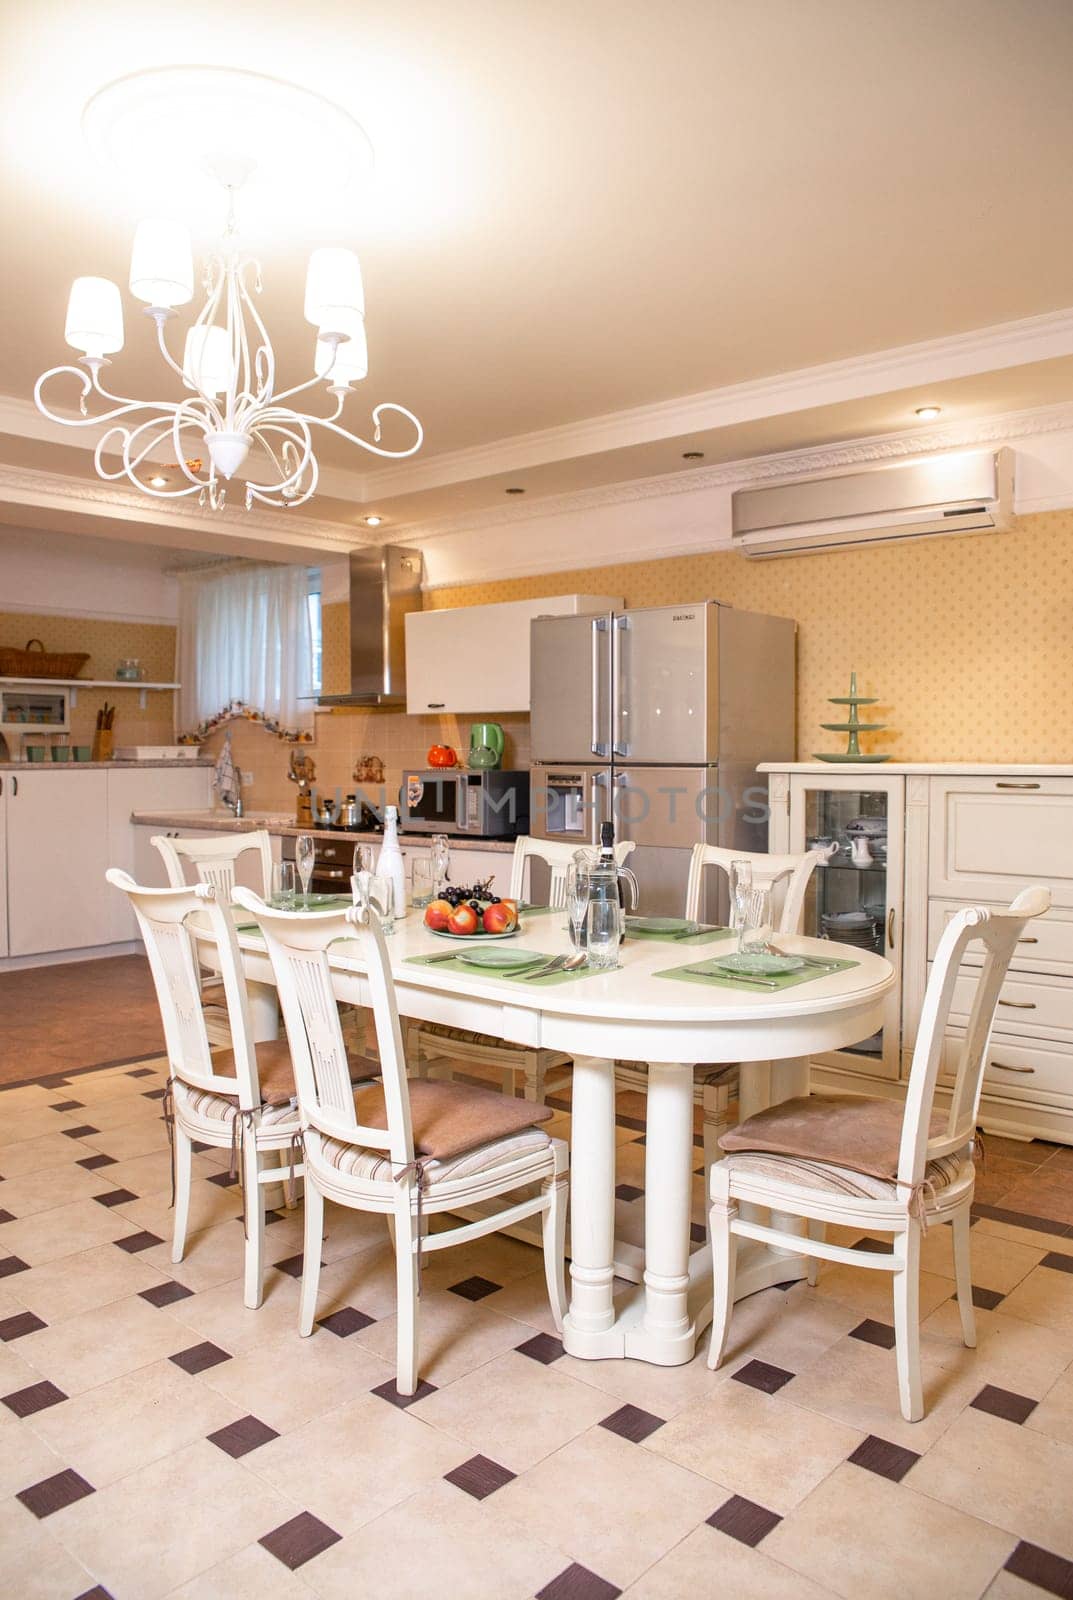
2;1055;1073;1599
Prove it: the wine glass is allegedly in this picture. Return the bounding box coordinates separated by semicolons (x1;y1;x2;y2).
566;862;591;949
296;833;315;903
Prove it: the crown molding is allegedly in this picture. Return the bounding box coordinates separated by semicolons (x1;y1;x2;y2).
400;399;1073;544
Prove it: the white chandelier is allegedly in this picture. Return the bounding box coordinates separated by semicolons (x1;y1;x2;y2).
34;192;422;512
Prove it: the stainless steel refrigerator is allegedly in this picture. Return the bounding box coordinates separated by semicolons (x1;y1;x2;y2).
529;601;796;917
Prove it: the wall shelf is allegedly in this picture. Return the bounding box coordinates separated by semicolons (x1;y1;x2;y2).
0;676;180;711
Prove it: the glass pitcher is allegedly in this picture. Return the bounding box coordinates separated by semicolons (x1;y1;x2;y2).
576;844;638;946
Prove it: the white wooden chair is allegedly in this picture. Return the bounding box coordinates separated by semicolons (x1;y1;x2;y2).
233;888;569;1397
106;870;309;1308
153;830;275;1046
707;885;1051;1421
412;834;636;1105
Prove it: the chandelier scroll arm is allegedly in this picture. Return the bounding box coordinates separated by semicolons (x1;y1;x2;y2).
306;401;424;460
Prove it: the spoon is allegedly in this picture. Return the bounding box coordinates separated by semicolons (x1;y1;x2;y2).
562;952;588;971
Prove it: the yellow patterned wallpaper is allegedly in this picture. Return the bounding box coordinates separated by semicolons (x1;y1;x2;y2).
0;611;177;749
425;509;1073;764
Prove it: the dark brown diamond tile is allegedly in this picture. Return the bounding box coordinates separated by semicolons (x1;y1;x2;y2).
971;1384;1038;1424
114;1231;163;1254
170;1341;232;1375
50;1100;84;1112
1005;1539;1073;1597
207;1414;280;1458
93;1189;138;1208
0;1211;13;1224
971;1203;1070;1239
16;1467;94;1518
370;1377;436;1409
847;1434;921;1483
141;1087;167;1100
706;1493;782;1547
0;1255;31;1279
259;1510;342;1570
516;1332;564;1365
853;1236;892;1254
614;1183;644;1203
190;1140;210;1153
76;1153;116;1171
273;1253;304;1278
537;1564;622;1600
849;1318;897;1350
599;1403;665;1443
139;1280;194;1308
690;1222;707;1245
206;1170;236;1189
127;1067;155;1078
2;1380;68;1417
61;1126;100;1140
444;1453;517;1499
318;1307;375;1337
74;1587;116;1600
447;1275;501;1302
0;1311;47;1341
732;1359;794;1394
971;1285;1005;1310
1041;1250;1073;1275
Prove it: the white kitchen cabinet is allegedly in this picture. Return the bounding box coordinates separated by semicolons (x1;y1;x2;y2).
108;768;212;939
6;769;111;955
131;822;277;895
439;847;512;895
0;776;8;957
404;594;621;715
928;775;1073;907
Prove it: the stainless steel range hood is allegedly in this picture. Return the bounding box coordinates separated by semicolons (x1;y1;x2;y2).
316;545;423;707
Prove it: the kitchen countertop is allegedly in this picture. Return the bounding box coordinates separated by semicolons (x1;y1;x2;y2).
0;759;214;771
129;809;519;852
757;762;1073;775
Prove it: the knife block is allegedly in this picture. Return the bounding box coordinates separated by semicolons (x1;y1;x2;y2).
91;730;113;762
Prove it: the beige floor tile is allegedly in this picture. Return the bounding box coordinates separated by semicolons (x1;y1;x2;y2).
82;1117;170;1161
114;1177;243;1237
921;1302;1073;1396
764;1462;1014;1600
0;1197;136;1265
809;1260;954;1323
172;1271;310;1356
909;1405;1073;1559
74;1096;168;1134
1027;1368;1073;1446
248;1389;468;1534
785;1332;978;1451
0;1130;101;1176
168;1541;317;1599
0;1414;66;1496
139;1220;258;1293
0;1158;116;1218
300;1478;567;1600
0;1341;45;1417
97;1147;177;1196
623;1523;834;1599
197;1329;393;1434
416;1228;544;1295
1001;1264;1073;1334
973;1216;1073;1251
28;1357;245;1485
8;1241;172;1323
0;1499;98;1600
313;1241;410;1321
558;1337;735;1419
983;1571;1054;1600
317;1201;394;1263
16;1292;195;1395
717;1283;864;1373
920;1226;1045;1293
412;1348;613;1471
494;1423;720;1588
0;1107;90;1146
49;1437;300;1600
351;1288;536;1388
476;1265;563;1337
649;1380;864;1513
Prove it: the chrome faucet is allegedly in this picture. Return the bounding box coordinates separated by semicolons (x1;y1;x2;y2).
224;794;244;820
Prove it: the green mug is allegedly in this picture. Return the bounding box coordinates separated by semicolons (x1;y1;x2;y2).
25;745;45;761
468;722;504;767
50;745;70;762
72;746;92;762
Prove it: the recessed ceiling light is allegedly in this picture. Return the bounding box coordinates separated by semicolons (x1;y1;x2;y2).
364;514;382;526
505;486;525;495
148;474;168;488
682;450;704;460
915;405;942;421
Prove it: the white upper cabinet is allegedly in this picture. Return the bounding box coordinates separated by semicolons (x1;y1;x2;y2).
405;594;622;715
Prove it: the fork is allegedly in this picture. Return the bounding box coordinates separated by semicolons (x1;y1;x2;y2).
684;965;779;989
417;950;464;964
523;956;566;981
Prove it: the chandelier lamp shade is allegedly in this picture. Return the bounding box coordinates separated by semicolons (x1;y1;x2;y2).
34;206;422;511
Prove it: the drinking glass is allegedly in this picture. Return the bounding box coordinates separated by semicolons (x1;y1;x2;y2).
730;859;754;933
296;833;315;902
586;897;622;970
355;872;395;935
566;862;591;949
738;883;774;958
353;843;375;877
272;861;298;909
411;857;435;908
430;834;451;894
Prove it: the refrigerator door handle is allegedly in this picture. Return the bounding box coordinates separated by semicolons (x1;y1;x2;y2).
591;617;609;757
612;614;629;757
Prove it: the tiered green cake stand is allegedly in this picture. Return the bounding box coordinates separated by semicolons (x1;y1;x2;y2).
813;671;891;763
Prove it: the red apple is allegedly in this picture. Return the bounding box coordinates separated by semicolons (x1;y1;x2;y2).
447;904;479;936
424;898;453;931
483;902;518;935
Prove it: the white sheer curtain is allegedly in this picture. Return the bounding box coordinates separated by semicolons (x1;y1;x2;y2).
178;563;314;734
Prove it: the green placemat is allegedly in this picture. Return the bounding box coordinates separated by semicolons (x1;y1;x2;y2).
653;954;859;993
624;921;731;945
234;893;353;932
405;951;599;986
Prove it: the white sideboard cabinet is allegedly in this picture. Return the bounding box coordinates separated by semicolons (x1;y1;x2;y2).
761;763;1073;1145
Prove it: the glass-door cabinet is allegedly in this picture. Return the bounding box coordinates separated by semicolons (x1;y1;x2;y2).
773;771;904;1081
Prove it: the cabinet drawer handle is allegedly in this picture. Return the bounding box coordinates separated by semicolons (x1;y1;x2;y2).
995;781;1040;790
1017;936;1039;945
992;1061;1036;1074
998;999;1036;1009
886;907;895;947
427;702;445;709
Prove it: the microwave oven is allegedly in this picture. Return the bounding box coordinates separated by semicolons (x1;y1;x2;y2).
399;769;530;838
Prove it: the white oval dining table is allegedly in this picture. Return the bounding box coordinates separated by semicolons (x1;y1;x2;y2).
215;910;895;1368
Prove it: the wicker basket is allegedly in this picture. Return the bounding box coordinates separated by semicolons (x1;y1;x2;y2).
0;638;90;680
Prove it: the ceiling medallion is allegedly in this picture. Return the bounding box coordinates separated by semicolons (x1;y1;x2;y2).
33;67;422;512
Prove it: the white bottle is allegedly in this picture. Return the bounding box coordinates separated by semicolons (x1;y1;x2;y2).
376;805;407;921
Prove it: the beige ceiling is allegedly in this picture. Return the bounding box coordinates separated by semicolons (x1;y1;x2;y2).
2;0;1073;533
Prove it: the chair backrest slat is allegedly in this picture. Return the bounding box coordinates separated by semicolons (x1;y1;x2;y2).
685;843;832;931
233;891;414;1164
897;886;1051;1185
153;830;273;900
508;834;636;910
105;869;262;1107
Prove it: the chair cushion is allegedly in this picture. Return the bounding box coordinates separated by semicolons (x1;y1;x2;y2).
720;1149;964;1204
321;1126;551;1185
209;1038;381;1107
178;1085;299;1130
353;1077;552;1162
719;1093;953;1183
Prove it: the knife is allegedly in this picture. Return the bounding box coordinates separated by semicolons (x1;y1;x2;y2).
523;956;566;981
684;965;779;989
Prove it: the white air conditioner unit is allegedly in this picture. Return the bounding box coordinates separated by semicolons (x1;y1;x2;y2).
731;448;1014;559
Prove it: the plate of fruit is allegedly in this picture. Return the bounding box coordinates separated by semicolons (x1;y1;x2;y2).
423;878;520;939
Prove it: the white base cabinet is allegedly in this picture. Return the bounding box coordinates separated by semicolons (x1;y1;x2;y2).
763;763;1073;1146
